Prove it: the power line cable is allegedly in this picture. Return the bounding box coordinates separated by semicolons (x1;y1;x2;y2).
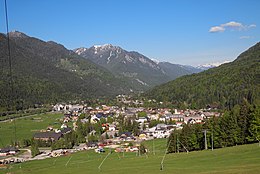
4;0;17;145
4;0;14;96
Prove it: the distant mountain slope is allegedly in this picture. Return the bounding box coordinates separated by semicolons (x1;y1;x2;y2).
157;62;201;80
74;45;201;89
196;61;231;71
74;44;170;89
145;42;260;109
0;32;131;110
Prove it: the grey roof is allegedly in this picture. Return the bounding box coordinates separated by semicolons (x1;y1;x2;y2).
0;147;19;153
34;132;62;141
61;127;72;134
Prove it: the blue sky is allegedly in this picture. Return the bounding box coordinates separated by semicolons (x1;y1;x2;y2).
0;0;259;65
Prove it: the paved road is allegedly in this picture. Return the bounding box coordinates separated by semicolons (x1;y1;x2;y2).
18;148;31;159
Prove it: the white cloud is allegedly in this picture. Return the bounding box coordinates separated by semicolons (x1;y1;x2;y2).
248;24;256;28
209;21;256;33
239;36;251;39
221;21;243;28
209;26;225;33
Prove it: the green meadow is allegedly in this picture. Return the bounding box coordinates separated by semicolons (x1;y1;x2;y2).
2;140;260;174
0;113;63;147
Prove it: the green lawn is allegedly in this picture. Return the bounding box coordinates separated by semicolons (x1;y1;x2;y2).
2;140;259;174
0;113;63;148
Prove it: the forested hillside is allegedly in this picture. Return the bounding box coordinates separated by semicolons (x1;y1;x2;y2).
145;42;260;109
0;32;131;111
168;102;260;153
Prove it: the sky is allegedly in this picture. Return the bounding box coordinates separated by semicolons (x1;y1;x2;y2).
0;0;259;66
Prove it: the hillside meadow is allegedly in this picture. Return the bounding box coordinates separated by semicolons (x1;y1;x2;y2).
0;113;63;148
1;140;259;174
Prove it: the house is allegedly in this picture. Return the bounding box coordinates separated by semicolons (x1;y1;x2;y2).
0;147;19;156
61;124;68;129
63;117;70;123
34;132;62;141
46;126;54;131
61;127;72;135
90;115;99;123
159;116;166;122
136;117;147;124
119;132;135;140
101;130;118;139
153;129;170;138
176;122;183;129
86;142;98;149
170;114;184;122
53;104;65;111
108;124;116;131
148;114;160;120
139;133;147;140
156;124;167;130
184;114;203;124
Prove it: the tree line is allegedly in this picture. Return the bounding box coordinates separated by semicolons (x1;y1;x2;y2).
167;101;260;153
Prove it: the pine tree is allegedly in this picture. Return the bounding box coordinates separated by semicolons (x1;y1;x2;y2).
238;100;251;144
247;106;260;144
167;131;177;153
31;139;40;157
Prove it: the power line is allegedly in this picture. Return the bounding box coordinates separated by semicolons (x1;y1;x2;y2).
4;0;17;145
4;0;14;96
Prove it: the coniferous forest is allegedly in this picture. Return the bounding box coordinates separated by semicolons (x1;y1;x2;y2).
144;43;260;153
167;101;260;153
146;42;260;110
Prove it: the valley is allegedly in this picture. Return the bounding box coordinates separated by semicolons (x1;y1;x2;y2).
0;1;259;173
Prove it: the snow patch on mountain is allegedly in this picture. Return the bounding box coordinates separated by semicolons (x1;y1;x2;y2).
107;51;113;64
136;79;148;86
125;54;134;62
139;57;160;70
151;58;160;64
197;60;231;70
74;47;87;55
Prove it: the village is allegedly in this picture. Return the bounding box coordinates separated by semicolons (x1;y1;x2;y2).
0;96;220;165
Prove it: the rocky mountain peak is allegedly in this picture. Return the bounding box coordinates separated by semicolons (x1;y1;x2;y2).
9;30;29;38
74;47;88;55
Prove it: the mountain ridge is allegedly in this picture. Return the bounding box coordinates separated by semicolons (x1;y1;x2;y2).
144;42;260;109
0;31;133;110
74;44;202;89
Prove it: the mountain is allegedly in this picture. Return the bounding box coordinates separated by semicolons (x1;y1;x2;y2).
74;45;200;89
157;62;202;79
74;44;170;89
145;42;260;109
0;31;131;110
196;61;231;70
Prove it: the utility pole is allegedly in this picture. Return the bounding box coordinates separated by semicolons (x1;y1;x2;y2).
160;139;172;171
153;138;155;155
203;130;208;150
211;131;214;151
177;133;179;153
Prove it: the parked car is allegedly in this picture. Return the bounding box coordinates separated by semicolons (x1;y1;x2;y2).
95;148;105;153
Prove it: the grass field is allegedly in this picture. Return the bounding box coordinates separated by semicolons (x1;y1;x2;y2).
0;113;63;148
2;140;259;174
